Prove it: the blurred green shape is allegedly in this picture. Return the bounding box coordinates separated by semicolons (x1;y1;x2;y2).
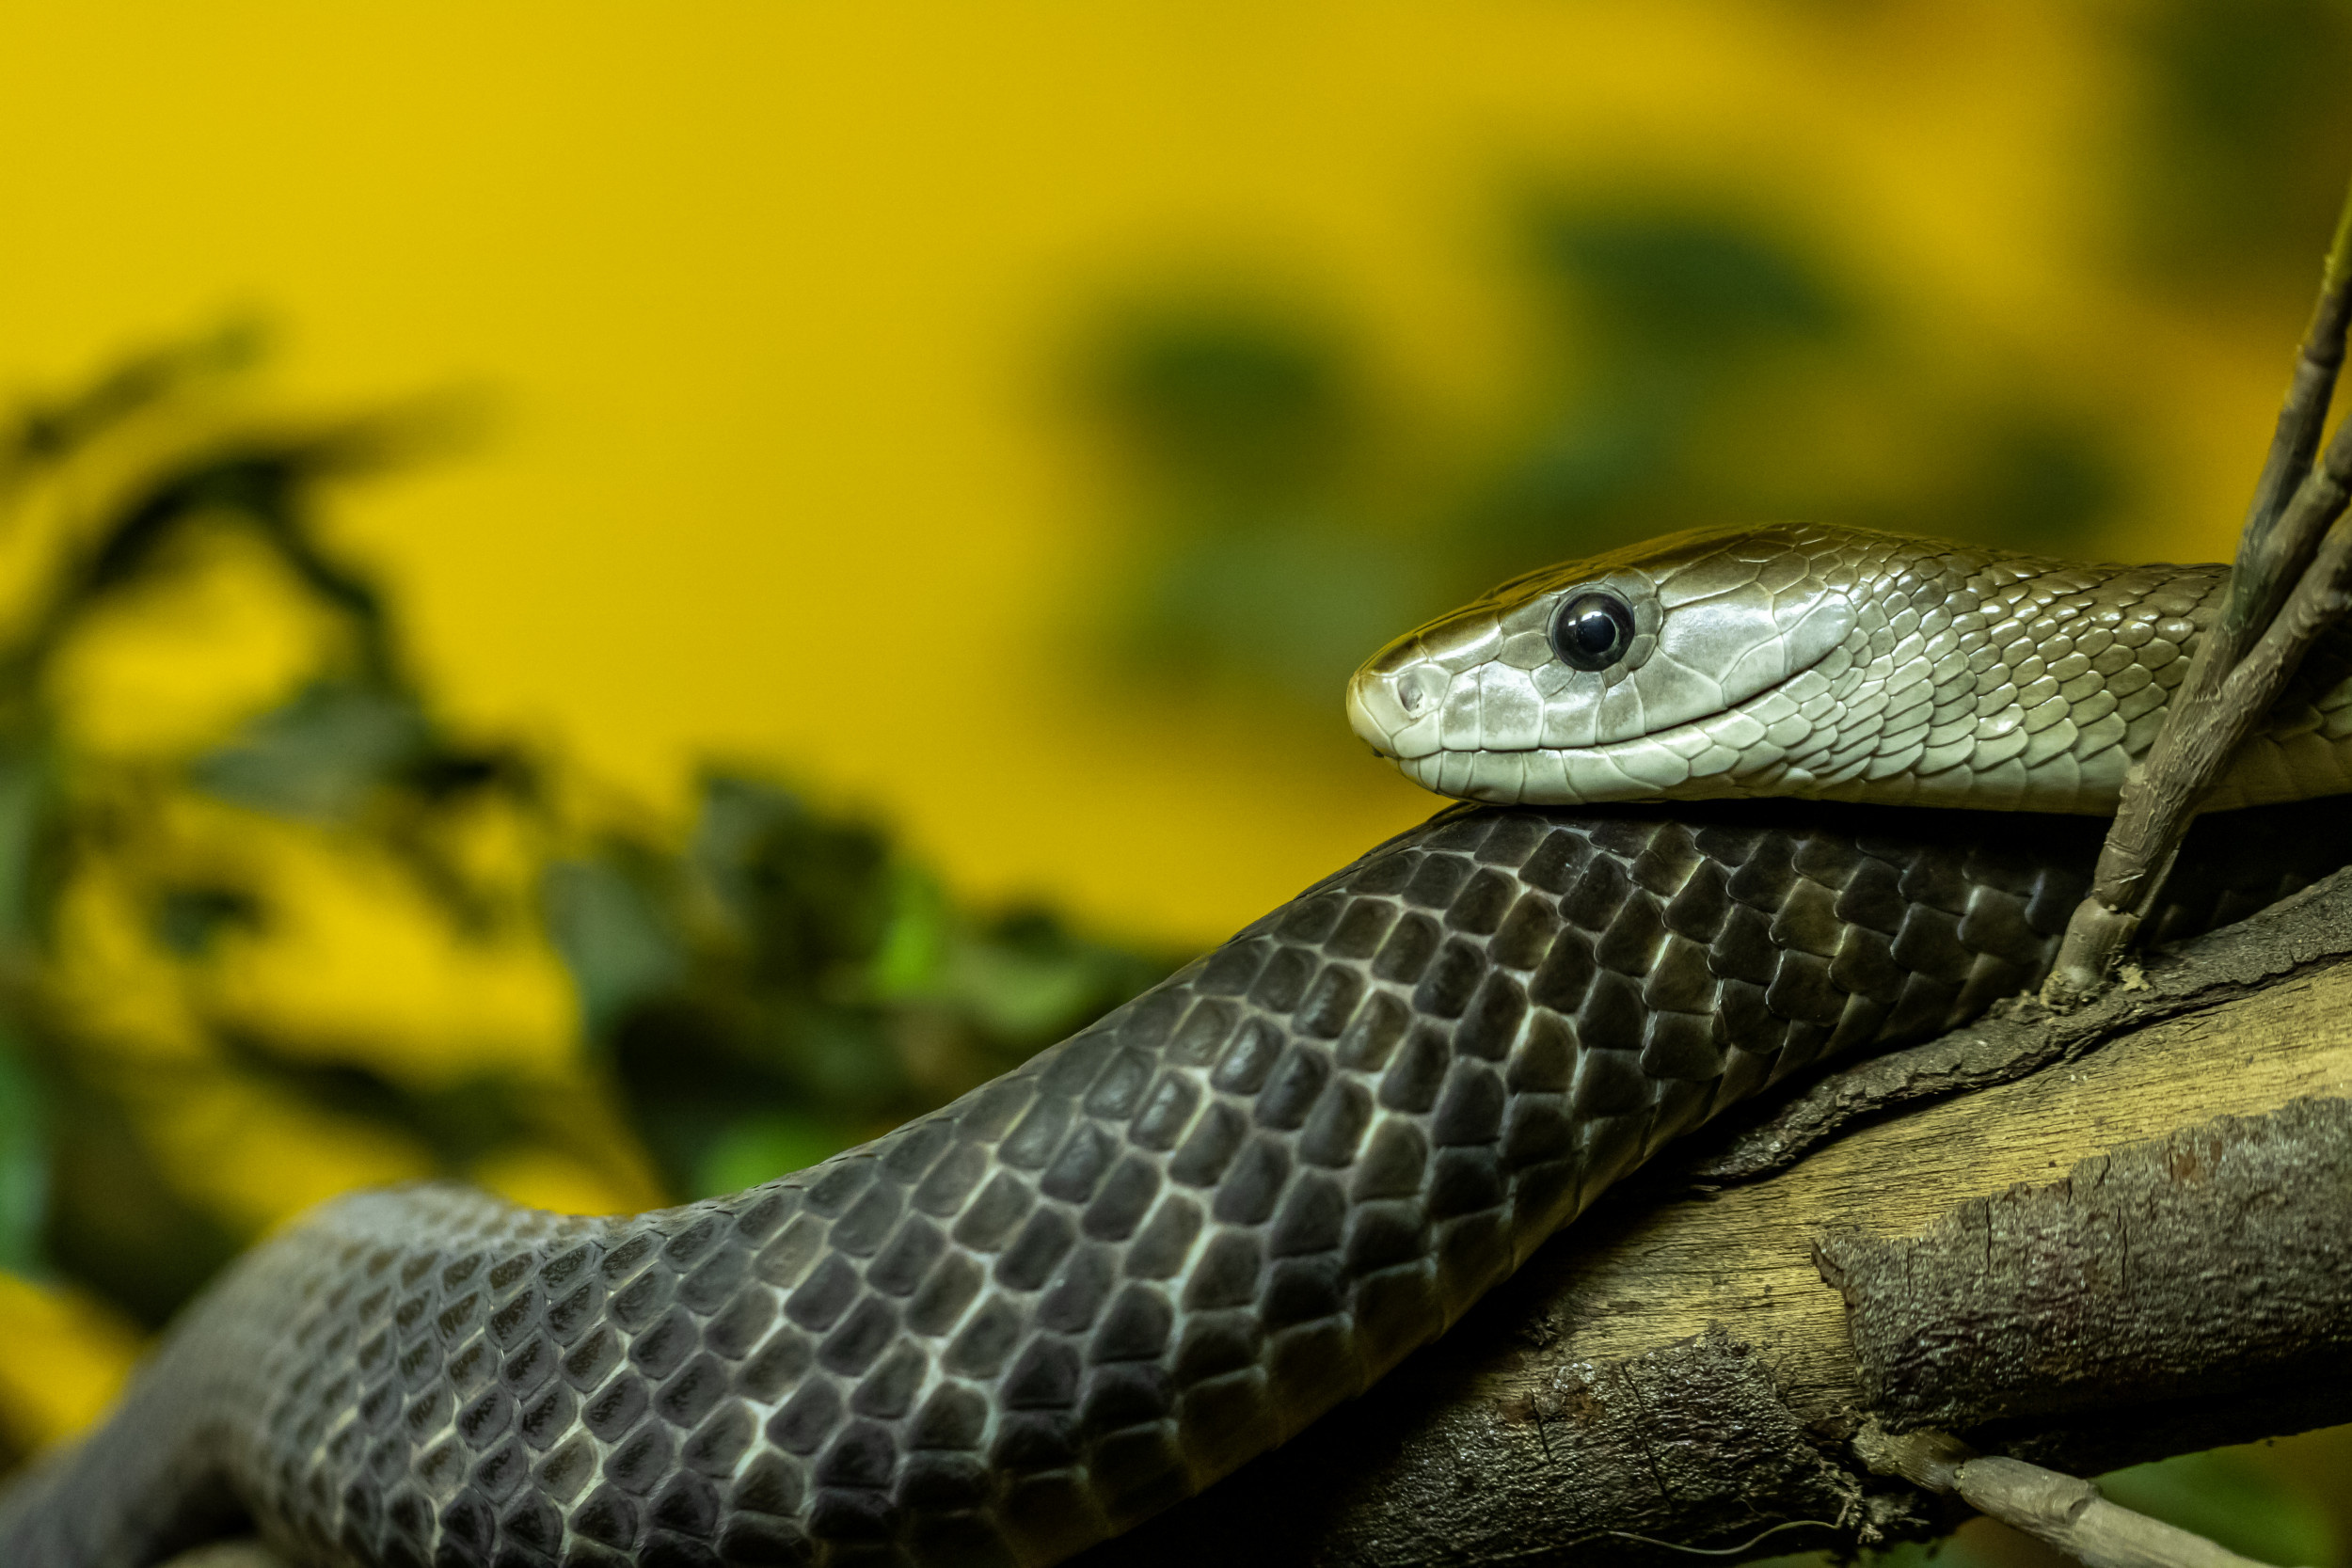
193;682;429;820
39;1087;240;1329
869;863;952;1000
1463;204;1866;574
151;885;264;958
2125;0;2352;287
0;1029;48;1276
1081;295;1440;703
2099;1446;2336;1567
0;318;262;489
1095;302;1353;499
542;858;688;1041
1933;408;2123;553
693;1110;849;1199
0;755;50;945
1123;522;1431;703
691;772;895;988
781;1010;903;1113
948;908;1145;1041
1527;207;1848;360
691;772;804;927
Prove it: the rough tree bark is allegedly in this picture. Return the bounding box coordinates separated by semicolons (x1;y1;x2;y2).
165;859;2352;1567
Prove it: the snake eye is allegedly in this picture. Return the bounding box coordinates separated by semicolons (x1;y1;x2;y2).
1549;591;1636;672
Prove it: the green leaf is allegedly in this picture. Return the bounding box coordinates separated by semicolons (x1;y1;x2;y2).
193;682;429;819
541;860;687;1041
0;1028;47;1275
2099;1446;2337;1567
868;864;952;1000
693;1111;850;1198
0;754;50;943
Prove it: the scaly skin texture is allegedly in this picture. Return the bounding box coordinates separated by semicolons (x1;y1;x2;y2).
1346;523;2352;810
6;796;2350;1568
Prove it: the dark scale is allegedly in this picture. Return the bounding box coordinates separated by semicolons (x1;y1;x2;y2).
8;799;2352;1568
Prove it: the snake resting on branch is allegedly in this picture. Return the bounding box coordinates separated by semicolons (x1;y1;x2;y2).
8;521;2352;1568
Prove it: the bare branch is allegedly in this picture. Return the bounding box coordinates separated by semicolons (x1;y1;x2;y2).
1856;1431;2304;1568
1956;1457;2299;1568
2048;173;2352;999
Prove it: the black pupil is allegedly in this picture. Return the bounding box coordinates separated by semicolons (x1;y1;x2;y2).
1567;608;1618;657
1553;591;1631;670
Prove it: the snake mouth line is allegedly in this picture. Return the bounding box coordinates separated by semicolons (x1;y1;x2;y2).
1386;738;1755;806
1381;741;1598;763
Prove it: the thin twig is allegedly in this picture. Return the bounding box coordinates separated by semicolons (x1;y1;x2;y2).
1958;1457;2305;1568
2046;172;2352;1001
2219;184;2352;630
1854;1426;2308;1568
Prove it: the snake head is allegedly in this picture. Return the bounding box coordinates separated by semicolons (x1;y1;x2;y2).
1348;522;1866;803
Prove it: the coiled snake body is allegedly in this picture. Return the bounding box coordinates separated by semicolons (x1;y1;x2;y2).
8;524;2352;1568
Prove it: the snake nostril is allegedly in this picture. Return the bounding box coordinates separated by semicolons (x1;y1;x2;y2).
1396;671;1432;716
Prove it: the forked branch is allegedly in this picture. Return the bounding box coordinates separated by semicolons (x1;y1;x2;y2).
2046;172;2352;1001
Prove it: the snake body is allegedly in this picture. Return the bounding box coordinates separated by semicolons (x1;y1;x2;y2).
8;525;2352;1568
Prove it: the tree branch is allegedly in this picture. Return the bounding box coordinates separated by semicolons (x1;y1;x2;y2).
1819;1097;2351;1434
2048;173;2352;1000
1951;1457;2284;1568
1860;1433;2312;1568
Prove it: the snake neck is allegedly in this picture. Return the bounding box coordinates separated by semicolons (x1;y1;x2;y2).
1350;523;2352;812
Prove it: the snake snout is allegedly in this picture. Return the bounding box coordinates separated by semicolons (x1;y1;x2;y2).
1344;663;1397;754
1347;656;1445;758
1355;639;1439;761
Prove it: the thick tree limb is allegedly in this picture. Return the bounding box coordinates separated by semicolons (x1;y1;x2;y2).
1820;1097;2351;1432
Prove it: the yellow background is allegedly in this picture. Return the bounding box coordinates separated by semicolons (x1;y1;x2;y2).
0;1;2296;946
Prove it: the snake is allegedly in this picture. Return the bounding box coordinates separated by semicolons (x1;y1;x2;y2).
8;520;2352;1568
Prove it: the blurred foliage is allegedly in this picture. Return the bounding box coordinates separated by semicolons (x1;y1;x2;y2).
2124;0;2352;293
0;339;1177;1466
546;773;1171;1202
1084;298;1426;707
1081;194;2131;709
1079;2;2352;713
2099;1443;2340;1566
